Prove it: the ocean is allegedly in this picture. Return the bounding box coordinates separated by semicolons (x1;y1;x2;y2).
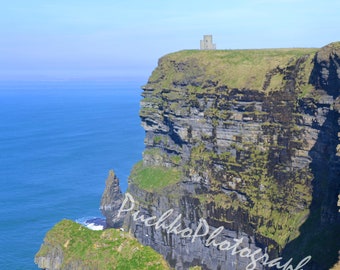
0;80;145;269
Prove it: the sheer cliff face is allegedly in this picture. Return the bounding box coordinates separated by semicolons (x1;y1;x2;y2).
103;43;340;269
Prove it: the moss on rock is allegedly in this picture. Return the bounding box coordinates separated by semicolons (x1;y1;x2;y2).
35;219;170;270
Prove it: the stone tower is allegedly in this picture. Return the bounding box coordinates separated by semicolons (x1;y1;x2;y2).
200;35;216;50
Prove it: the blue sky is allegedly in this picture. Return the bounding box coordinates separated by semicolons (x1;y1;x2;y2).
0;0;339;81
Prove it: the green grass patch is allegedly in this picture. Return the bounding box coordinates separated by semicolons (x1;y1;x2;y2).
170;155;182;165
130;162;182;192
140;107;160;118
35;219;170;270
153;136;162;144
148;48;318;91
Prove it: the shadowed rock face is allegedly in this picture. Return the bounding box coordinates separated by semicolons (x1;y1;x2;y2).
311;43;340;97
101;43;340;270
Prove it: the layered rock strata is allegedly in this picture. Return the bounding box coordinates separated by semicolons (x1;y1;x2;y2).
102;43;340;269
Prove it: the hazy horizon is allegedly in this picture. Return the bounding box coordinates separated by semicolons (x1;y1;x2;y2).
1;0;339;81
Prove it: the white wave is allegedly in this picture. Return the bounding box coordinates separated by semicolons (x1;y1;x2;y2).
75;216;106;231
86;223;104;231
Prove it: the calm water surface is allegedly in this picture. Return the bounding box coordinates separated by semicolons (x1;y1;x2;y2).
0;80;145;269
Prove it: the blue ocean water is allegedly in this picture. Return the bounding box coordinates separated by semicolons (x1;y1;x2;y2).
0;80;145;269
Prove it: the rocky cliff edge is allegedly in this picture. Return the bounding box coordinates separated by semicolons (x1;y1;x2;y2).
36;43;340;270
105;43;340;270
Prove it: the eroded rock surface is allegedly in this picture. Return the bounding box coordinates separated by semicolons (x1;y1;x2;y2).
101;44;340;269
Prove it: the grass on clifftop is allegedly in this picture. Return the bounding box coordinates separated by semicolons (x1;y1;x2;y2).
149;48;318;91
130;161;182;192
35;219;170;270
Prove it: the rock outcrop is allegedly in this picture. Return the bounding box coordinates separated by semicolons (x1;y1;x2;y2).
102;43;340;269
35;219;170;270
100;170;125;228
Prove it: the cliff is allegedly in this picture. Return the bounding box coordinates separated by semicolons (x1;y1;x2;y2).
36;42;340;270
103;43;340;269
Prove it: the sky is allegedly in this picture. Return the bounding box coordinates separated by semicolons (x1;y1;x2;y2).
0;0;339;81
